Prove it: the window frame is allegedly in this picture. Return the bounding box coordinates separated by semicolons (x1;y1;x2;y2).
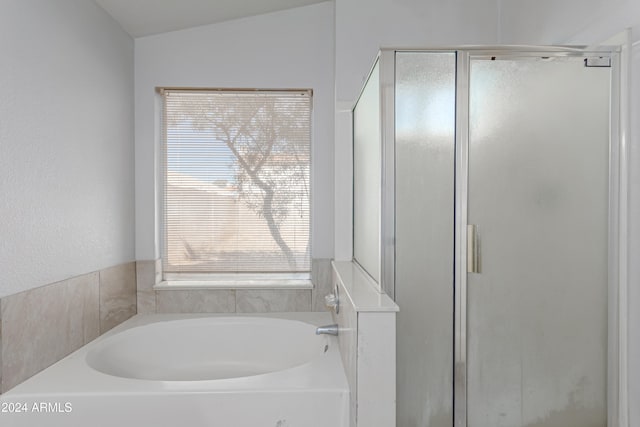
158;87;313;287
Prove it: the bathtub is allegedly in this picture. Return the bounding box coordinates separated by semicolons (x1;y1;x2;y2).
0;313;349;427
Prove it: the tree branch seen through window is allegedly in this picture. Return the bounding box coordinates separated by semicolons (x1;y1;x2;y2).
163;90;311;274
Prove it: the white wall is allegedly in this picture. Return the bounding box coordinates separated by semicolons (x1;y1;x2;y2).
333;0;500;260
498;0;640;46
0;0;135;299
134;2;335;261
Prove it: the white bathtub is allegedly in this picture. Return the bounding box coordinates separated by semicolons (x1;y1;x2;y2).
0;313;349;427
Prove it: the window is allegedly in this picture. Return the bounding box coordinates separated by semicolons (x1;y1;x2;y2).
161;89;311;280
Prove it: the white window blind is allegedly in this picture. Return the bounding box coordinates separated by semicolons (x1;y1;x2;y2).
162;89;311;275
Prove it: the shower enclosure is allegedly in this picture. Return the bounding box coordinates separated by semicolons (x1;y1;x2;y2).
352;48;623;427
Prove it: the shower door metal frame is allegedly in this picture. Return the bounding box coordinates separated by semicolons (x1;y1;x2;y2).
453;49;470;427
380;49;396;299
452;46;627;427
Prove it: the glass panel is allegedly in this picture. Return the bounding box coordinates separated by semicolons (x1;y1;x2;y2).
353;61;381;282
162;90;311;274
467;56;610;427
395;51;456;427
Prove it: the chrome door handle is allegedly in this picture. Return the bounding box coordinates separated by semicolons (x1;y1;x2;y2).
467;224;479;273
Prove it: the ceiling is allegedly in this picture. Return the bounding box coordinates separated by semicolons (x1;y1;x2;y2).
94;0;329;37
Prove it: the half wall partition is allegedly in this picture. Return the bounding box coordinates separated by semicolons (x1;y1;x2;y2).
352;47;623;427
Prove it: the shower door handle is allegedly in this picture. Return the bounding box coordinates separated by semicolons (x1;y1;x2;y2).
467;224;479;273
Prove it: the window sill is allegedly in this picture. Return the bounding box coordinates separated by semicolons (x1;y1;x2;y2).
154;279;313;291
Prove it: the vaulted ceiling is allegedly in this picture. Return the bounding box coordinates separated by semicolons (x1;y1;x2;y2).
94;0;329;37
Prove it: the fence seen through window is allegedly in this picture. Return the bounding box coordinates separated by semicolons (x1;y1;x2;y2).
162;89;311;275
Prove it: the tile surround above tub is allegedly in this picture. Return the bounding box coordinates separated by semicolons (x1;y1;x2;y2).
99;262;137;333
0;259;332;393
143;258;333;314
0;261;136;393
154;289;313;313
157;290;235;313
236;289;311;312
136;259;158;314
0;272;100;393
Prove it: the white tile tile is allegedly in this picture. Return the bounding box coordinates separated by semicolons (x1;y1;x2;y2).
333;267;358;426
357;312;396;426
332;261;398;312
332;261;397;427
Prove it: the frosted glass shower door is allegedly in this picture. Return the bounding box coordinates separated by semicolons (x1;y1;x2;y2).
395;52;456;427
466;56;611;427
